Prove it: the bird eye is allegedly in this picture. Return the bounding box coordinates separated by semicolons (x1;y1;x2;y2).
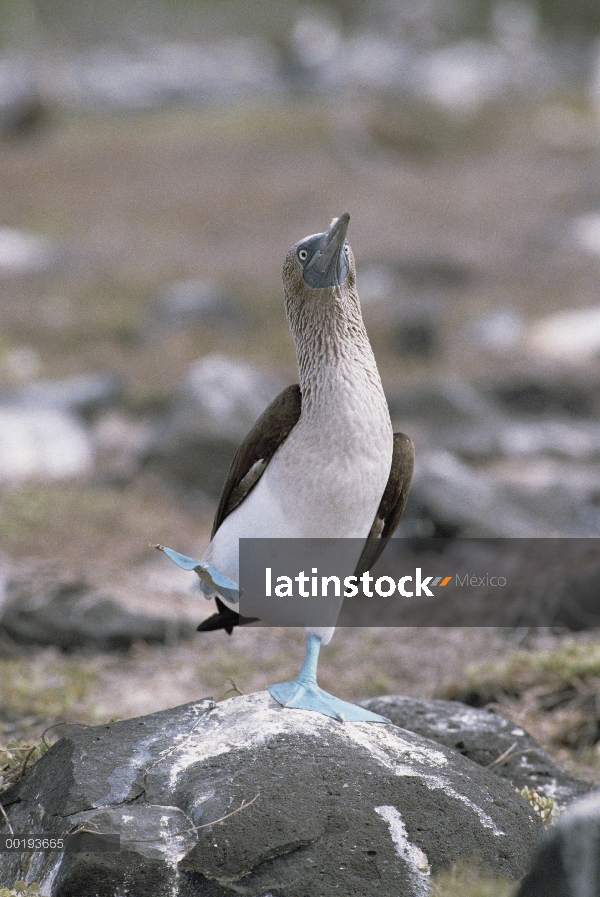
298;248;308;261
344;243;349;254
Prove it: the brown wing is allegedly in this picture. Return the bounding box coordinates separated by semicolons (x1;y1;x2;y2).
211;384;302;539
354;432;415;577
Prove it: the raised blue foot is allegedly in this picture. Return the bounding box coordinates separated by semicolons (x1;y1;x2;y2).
269;633;389;723
154;544;240;603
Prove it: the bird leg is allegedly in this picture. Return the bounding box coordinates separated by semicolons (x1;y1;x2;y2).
268;633;389;723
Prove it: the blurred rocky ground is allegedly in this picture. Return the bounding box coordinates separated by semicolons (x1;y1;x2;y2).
2;3;600;540
0;0;593;117
2;0;600;802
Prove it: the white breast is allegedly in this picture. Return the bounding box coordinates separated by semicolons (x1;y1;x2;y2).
203;362;393;586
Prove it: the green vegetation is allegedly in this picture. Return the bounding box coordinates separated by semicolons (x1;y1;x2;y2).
0;737;48;793
443;639;600;704
0;657;97;719
0;884;46;897
517;786;558;825
439;638;600;779
0;484;110;544
430;863;515;897
497;640;600;684
361;673;393;697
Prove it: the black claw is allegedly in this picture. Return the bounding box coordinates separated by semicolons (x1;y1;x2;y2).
196;598;258;634
197;610;238;634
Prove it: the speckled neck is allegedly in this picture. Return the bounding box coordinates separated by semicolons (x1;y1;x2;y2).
284;278;387;419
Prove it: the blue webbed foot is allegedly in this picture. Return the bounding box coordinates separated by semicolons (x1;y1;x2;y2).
269;632;389;723
154;545;240;603
268;680;389;723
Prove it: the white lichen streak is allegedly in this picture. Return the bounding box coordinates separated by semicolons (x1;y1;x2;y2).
342;720;449;770
161;694;503;838
419;774;504;836
343;717;505;836
37;855;63;895
166;693;333;789
375;805;430;896
96;735;155;806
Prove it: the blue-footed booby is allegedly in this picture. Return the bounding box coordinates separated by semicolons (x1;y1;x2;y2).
157;213;414;722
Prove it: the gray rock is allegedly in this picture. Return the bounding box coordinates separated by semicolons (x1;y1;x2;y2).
60;39;281;111
361;696;591;810
0;692;543;896
388;377;503;431
360;258;470;318
156;280;245;328
0;576;194;652
0;227;58;276
516;791;600;897
461;309;525;354
402;446;600;538
146;354;282;497
527;303;600;362
387;378;600;536
389;378;600;462
391;313;441;359
419;41;514;114
0;375;121;484
0;405;93;484
387;377;497;430
405;449;548;537
16;373;121;420
357;259;454;359
91;411;156;483
485;371;600;417
472;418;600;462
180;355;281;442
0;58;47;139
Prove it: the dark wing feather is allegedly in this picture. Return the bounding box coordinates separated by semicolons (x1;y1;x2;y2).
211;383;302;538
354;432;415;577
199;385;302;635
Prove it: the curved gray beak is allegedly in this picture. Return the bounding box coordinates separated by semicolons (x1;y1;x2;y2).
303;213;350;288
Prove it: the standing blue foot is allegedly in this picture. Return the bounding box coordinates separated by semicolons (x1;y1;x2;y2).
268;634;389;723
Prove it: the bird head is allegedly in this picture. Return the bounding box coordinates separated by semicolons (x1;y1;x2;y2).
282;214;375;384
282;213;359;340
283;213;355;297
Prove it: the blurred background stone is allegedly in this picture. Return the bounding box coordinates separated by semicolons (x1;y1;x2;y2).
527;305;600;362
0;57;48;139
91;410;156;484
516;792;600;897
144;354;283;497
0;228;58;276
16;372;121;419
0;573;195;652
0;405;93;484
155;278;246;329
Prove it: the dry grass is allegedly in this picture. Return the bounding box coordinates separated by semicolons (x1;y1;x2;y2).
0;474;206;578
441;636;600;782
